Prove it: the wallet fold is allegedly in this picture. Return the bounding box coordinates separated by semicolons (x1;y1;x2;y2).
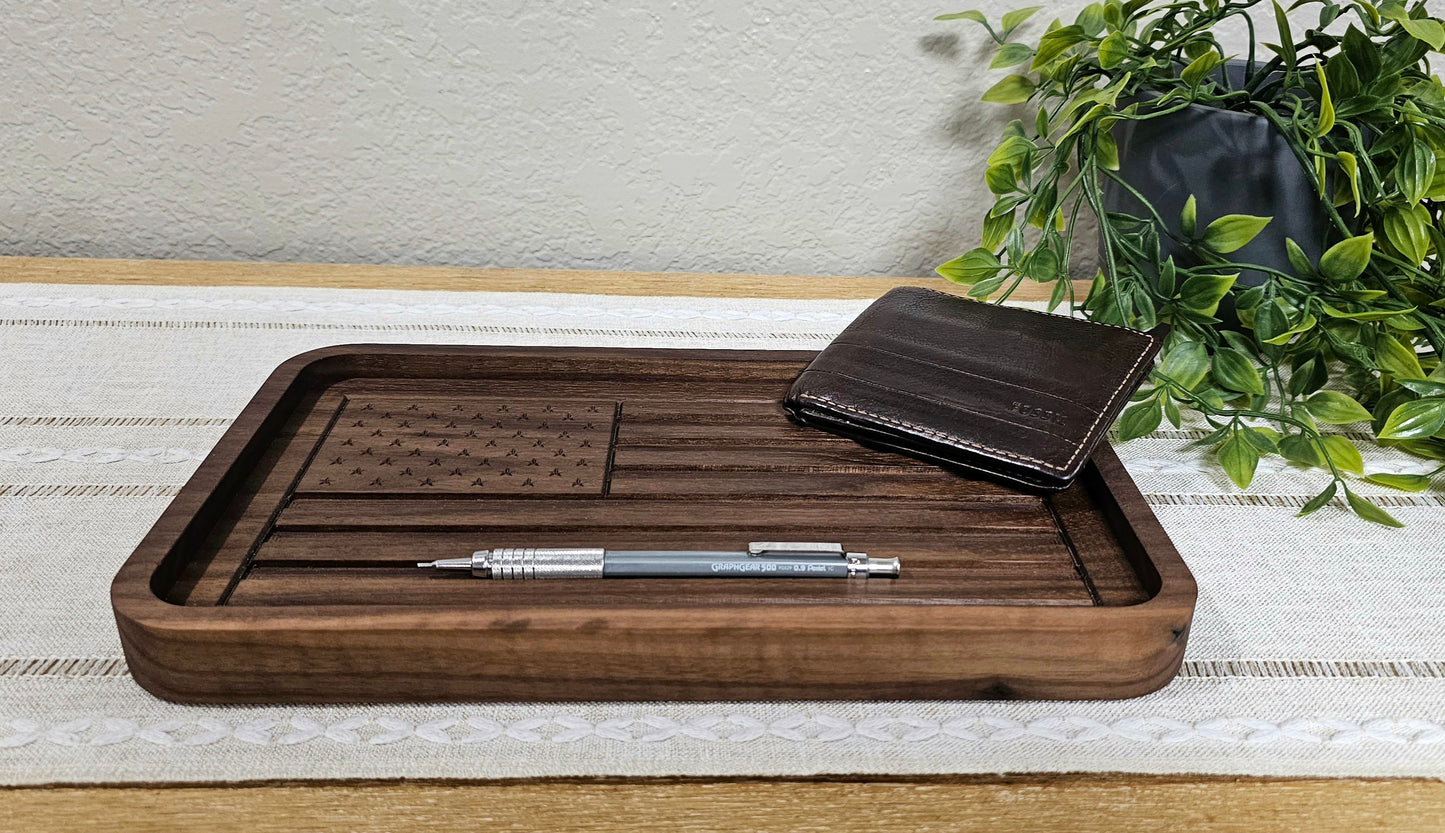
784;287;1165;491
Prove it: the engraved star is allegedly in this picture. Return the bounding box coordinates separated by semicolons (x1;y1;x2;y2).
554;449;567;457
464;430;478;438
360;448;374;456
360;404;373;411
352;420;365;427
576;459;589;467
558;431;571;439
453;405;466;412
331;456;344;465
370;477;384;486
549;468;561;477
341;438;355;446
521;478;535;487
318;477;332;485
492;421;505;429
471;478;485;486
532;439;546;448
505;448;519;457
401;467;414;476
479;458;491;466
436;439;450;447
587;406;599;413
418;430;431;438
579;440;592;448
450;468;465;476
572;478;585;487
500;468;513;476
398;420;411;428
563;413;574;421
485;440;498;447
537;421;549;429
512;430;527;438
426;412;439;420
543;405;554;413
389;439;404;447
498;405;509;412
370;429;384;437
458;448;470;457
428;458;442;466
380;457;393;466
407;404;420;411
419;478;435;486
350;467;363;475
408;448;422;456
527;458;539;466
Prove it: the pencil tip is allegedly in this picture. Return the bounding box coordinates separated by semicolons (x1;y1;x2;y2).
417;561;435;568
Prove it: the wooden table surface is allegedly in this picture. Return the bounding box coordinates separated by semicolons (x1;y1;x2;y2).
3;256;1441;831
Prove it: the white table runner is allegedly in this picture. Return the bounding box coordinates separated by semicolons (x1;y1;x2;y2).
2;281;1443;784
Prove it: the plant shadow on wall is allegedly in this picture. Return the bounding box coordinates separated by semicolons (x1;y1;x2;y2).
936;0;1445;525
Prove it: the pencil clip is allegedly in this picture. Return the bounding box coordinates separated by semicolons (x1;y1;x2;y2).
746;542;845;557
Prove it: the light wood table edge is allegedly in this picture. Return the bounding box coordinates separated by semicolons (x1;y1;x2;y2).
0;255;1079;301
4;774;1443;831
3;257;1433;825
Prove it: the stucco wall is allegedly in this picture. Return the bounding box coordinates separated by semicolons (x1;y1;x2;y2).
0;1;1170;278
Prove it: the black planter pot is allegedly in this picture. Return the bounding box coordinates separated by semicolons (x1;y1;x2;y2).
1101;62;1331;322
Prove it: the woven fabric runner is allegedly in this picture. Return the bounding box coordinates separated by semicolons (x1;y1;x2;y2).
2;281;1443;785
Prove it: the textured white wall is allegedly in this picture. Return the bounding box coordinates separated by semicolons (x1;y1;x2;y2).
1;1;1093;277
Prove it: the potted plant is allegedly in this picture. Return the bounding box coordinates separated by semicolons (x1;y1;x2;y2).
935;0;1445;525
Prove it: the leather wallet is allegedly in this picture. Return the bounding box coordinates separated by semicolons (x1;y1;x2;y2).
784;286;1165;492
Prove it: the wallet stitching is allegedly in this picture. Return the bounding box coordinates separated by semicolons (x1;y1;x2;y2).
1059;329;1156;469
794;390;1060;472
801;368;1084;445
792;404;1057;490
822;338;1104;415
909;285;1155;338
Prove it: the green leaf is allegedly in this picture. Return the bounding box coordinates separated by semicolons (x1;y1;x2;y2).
1047;272;1070;312
1335;152;1362;215
1297;481;1337;516
1320;303;1416;321
1363;472;1433;492
1178;273;1237;316
1217;432;1260;489
990;42;1035;68
1181;51;1223;87
1180;195;1197;238
1378;398;1445;440
981;74;1036;104
1022;245;1061;281
966;274;1007;299
1261;313;1317;345
1272;1;1297;68
1031;25;1087;69
981;210;1015;251
985;164;1018;195
1285;237;1316;277
936;248;1003;285
1098;30;1128;69
1314;64;1335;137
1116;400;1162;441
1163;397;1181;428
935;10;988;22
1305;391;1374;424
1212;348;1266;394
1377;333;1426;380
986;135;1034;169
1156;341;1210;390
1241;426;1279;453
1400;17;1445;50
1318;233;1374;282
1280;433;1326;468
1074;3;1105;36
1001;5;1043;34
1345;487;1405;528
1383;204;1432;264
1398;379;1445;397
1397;139;1436;206
1342;25;1380;81
1096;130;1120;171
1203;214;1272;253
1321;435;1364;474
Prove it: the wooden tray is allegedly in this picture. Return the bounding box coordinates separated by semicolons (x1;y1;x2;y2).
112;346;1195;703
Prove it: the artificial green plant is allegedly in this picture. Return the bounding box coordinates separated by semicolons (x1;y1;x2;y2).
936;0;1445;525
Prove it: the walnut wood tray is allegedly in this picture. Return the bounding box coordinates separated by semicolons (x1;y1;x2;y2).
112;346;1195;703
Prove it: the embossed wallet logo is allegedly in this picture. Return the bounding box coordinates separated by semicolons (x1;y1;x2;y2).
1008;401;1067;426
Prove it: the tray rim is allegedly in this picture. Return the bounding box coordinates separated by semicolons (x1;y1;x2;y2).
111;344;1196;700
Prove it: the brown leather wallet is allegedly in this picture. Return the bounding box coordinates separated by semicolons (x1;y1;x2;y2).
784;286;1165;492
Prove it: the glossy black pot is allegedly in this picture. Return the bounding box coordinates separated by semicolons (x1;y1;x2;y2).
1101;62;1331;321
